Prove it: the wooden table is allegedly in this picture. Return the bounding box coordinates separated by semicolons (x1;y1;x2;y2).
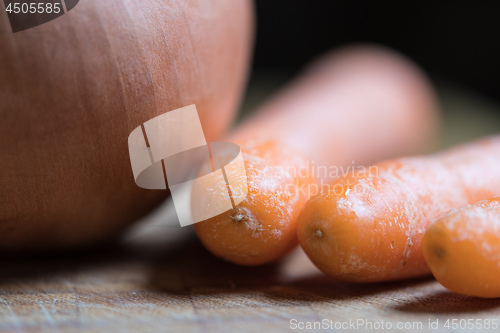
2;239;500;332
1;78;500;332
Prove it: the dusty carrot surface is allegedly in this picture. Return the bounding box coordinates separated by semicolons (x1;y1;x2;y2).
194;45;439;265
297;136;500;282
194;139;314;265
424;197;500;298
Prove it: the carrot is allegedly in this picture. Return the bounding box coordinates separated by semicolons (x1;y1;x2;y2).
297;136;500;282
194;45;439;265
423;197;500;298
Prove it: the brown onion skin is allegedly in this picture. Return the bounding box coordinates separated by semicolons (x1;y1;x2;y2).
0;0;254;251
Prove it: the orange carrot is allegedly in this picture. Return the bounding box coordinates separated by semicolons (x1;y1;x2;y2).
297;136;500;282
194;45;438;265
424;197;500;298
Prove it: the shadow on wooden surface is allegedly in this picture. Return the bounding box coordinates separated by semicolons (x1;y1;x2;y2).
1;233;500;332
0;235;427;301
145;237;432;303
393;291;500;314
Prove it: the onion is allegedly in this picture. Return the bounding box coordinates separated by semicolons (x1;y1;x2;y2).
0;0;253;251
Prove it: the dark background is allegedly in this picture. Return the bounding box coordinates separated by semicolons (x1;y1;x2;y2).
252;1;500;103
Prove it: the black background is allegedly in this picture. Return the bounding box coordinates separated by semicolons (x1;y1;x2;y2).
252;1;500;103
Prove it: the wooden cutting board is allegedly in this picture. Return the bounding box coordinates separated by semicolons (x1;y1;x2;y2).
1;239;500;333
1;80;500;333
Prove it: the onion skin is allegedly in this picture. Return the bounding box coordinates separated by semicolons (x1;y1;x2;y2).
0;0;253;251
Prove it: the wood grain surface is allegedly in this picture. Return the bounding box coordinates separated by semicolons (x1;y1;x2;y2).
1;82;500;333
1;238;500;333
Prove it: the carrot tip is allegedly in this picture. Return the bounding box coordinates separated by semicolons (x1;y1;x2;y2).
314;229;324;238
434;246;445;259
231;212;247;223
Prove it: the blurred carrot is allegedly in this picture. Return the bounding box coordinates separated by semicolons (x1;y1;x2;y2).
194;45;439;265
424;197;500;298
298;136;500;281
